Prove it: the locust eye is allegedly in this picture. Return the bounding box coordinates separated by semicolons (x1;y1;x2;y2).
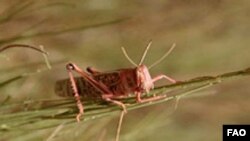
136;68;144;88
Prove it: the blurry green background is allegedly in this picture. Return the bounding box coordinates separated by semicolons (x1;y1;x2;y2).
0;0;250;141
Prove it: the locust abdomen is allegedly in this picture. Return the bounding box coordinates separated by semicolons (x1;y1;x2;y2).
55;77;103;100
55;69;138;99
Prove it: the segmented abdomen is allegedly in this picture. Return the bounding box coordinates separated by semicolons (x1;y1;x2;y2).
55;70;136;99
55;71;124;98
55;77;103;100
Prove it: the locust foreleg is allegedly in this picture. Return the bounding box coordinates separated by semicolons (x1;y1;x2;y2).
152;74;177;83
136;74;177;103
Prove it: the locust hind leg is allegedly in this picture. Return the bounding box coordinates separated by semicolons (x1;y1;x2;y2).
66;63;126;121
86;67;101;74
66;64;84;122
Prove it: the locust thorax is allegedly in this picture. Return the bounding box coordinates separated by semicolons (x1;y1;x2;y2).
136;65;154;93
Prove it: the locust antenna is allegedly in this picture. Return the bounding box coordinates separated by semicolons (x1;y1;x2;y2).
121;47;138;67
0;44;48;55
138;40;152;65
148;43;176;69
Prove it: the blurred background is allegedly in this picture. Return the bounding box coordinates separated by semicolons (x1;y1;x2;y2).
0;0;250;141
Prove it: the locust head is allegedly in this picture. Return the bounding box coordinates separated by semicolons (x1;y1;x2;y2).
136;65;154;93
121;41;176;93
